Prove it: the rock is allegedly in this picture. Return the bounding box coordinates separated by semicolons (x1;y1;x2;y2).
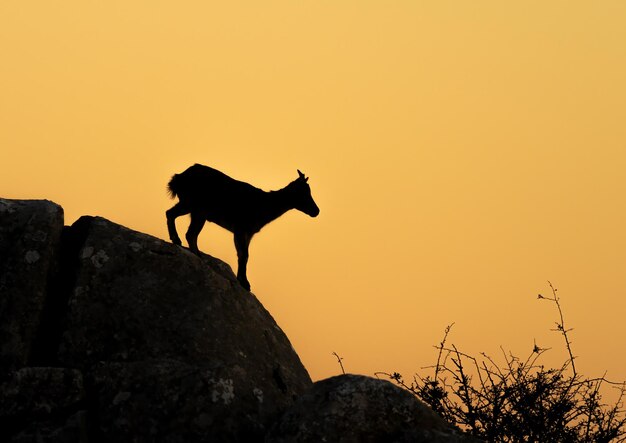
266;374;481;443
0;367;87;442
55;216;311;441
0;199;64;371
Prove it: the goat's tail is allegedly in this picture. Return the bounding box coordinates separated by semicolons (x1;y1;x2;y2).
167;174;180;199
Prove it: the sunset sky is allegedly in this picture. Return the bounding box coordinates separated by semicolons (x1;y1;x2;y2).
2;1;625;385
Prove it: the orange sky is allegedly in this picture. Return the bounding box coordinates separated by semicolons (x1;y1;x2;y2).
2;1;625;384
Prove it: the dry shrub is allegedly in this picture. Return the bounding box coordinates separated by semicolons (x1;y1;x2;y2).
378;282;626;443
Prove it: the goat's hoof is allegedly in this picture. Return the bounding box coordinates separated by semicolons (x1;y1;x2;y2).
238;278;251;291
171;238;182;246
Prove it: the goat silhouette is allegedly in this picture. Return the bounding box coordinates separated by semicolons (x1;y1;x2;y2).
166;164;320;290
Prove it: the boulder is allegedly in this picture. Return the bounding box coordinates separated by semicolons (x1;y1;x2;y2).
55;216;311;441
266;374;481;443
0;198;64;371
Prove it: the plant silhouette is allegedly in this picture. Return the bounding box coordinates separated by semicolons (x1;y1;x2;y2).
378;283;626;442
166;164;319;290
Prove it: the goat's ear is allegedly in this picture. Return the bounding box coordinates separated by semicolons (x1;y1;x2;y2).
297;169;308;182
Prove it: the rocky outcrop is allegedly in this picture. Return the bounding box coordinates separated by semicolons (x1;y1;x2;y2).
1;197;478;442
267;374;480;443
0;198;311;442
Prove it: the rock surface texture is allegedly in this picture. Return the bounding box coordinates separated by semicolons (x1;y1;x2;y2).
1;197;478;442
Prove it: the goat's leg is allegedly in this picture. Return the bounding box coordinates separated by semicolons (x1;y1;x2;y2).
166;202;189;246
185;212;206;254
234;232;252;291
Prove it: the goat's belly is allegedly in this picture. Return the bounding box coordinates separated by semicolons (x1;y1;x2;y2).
199;202;259;233
208;216;259;235
211;218;237;232
203;210;246;233
202;212;231;230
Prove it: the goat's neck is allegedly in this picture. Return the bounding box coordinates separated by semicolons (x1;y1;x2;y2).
257;187;295;228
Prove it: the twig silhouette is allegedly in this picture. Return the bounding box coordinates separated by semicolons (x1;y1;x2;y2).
538;280;577;376
332;351;346;375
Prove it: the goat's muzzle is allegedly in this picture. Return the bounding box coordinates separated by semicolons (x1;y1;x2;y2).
307;205;320;217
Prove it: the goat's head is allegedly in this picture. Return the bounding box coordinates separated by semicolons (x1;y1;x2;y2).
287;170;320;217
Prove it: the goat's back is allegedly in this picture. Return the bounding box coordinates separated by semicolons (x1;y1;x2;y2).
169;164;265;208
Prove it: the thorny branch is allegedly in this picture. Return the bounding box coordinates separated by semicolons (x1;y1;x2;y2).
538;280;577;376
